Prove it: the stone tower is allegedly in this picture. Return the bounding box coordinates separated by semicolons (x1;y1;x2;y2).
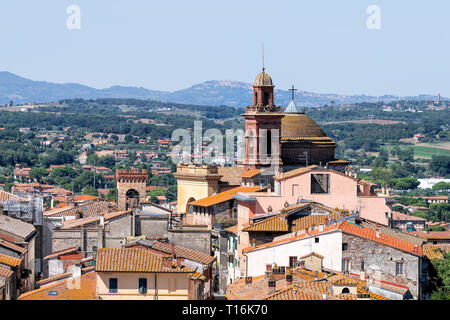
116;169;147;210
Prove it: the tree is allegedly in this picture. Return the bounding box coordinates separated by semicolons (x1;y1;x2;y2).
411;211;428;219
29;167;48;182
432;182;450;191
82;186;98;196
430;155;450;176
430;252;450;300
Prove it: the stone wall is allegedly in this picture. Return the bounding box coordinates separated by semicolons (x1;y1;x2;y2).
137;215;169;238
167;229;211;255
342;233;422;299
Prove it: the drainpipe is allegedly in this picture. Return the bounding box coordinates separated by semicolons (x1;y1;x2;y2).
242;251;248;278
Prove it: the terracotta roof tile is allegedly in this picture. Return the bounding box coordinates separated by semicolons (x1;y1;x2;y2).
218;166;245;186
150;241;215;265
0;239;28;255
0;252;22;267
18;271;97;300
96;248;194;273
44;247;79;260
190;186;260;207
240;169;262;178
340;221;423;256
422;244;450;260
0;266;13;278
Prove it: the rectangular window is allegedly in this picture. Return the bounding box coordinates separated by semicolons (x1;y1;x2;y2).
311;174;330;194
342;259;350;272
395;262;403;276
109;278;118;293
289;256;298;268
315;237;319;243
361;261;365;271
342;243;348;251
139;278;147;294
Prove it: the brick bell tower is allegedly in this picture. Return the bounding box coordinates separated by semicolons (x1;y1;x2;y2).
242;68;283;173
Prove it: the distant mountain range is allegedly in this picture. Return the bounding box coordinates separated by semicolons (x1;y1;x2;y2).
0;71;444;107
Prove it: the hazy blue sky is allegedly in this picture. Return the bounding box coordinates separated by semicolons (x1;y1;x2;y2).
0;0;449;96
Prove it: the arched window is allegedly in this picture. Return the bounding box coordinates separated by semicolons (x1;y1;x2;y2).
263;92;269;106
342;288;350;294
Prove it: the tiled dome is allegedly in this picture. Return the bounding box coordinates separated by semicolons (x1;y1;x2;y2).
254;69;274;86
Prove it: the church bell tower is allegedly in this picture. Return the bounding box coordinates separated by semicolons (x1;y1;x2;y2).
242;68;283;173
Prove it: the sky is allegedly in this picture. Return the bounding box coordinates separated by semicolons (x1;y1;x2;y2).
0;0;449;96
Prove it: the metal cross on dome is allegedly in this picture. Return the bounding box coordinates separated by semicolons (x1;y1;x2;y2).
289;85;297;101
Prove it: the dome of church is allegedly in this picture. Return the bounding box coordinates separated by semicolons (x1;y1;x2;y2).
281;113;328;139
254;69;273;86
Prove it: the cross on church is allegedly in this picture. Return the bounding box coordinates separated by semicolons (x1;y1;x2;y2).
289;85;297;101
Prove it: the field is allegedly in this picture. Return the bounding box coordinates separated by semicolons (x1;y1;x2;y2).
320;120;406;125
412;146;450;158
382;144;450;159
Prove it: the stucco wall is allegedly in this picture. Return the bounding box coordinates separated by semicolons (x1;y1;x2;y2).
96;271;190;300
245;230;342;277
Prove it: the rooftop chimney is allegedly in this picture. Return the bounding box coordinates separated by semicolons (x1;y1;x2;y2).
414;245;418;253
318;223;324;232
268;275;276;294
376;228;380;239
353;170;358;179
285;269;293;285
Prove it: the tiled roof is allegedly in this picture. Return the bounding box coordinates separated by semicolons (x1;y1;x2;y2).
18;271;97;300
150;241;215;265
74;195;98;202
96;248;194;273
44;247;79;260
36;272;72;286
0;252;22;267
243;211;341;233
422;244;450;260
227;266;389;301
264;285;326;300
392;211;426;221
189;186;260;207
0;215;36;239
274;165;318;180
0;239;27;255
0;266;13;278
0;190;29;203
407;231;450;240
361;221;424;245
243;214;289;232
299;252;324;260
225;224;238;235
44;200;116;217
218;166;245;186
340;221;423;256
240;169;262;178
244;223;341;253
60;210;130;230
